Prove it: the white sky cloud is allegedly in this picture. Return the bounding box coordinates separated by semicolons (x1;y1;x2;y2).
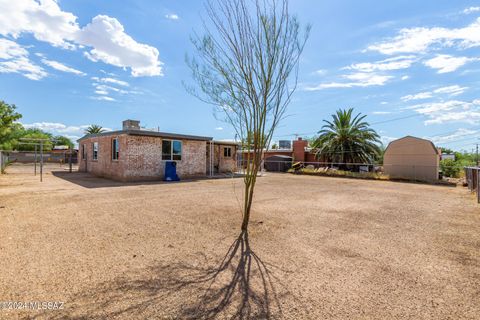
0;0;163;77
22;122;89;135
94;84;128;94
91;76;129;86
0;0;79;49
401;85;468;102
0;38;47;80
165;14;179;20
380;135;397;145
463;7;480;14
305;72;393;90
433;85;468;95
430;128;478;144
401;91;433;101
215;127;224;130
367;17;480;55
22;122;112;140
0;38;28;59
407;99;480;125
424;54;478;73
78;15;163;77
344;55;416;72
372;111;392;115
41;58;85;75
93;95;115;102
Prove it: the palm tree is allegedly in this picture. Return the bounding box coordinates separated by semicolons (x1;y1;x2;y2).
312;108;380;169
84;124;105;135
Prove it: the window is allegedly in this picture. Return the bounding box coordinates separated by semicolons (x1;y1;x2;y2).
92;142;98;160
112;138;119;160
162;140;182;161
224;147;232;157
82;144;86;160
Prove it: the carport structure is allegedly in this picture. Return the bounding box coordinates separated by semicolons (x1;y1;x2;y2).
264;155;293;172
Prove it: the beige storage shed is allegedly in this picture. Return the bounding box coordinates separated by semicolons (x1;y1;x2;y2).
384;136;440;182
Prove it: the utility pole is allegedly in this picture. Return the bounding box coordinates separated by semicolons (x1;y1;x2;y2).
476;143;479;167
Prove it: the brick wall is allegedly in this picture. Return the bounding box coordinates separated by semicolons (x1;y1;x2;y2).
78;133;216;181
122;135;207;181
78;134;127;180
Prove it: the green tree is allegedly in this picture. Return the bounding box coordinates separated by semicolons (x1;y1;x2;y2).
439;147;454;154
85;125;105;134
312;108;381;169
0;101;22;149
52;135;74;149
16;128;53;151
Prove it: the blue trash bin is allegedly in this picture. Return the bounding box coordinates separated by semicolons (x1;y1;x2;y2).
164;161;180;181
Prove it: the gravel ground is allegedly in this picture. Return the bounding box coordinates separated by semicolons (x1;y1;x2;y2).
0;163;479;319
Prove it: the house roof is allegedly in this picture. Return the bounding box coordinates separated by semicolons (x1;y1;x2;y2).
385;135;440;155
77;129;213;142
212;140;240;146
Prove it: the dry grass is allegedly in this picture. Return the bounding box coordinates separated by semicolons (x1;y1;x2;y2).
0;163;479;319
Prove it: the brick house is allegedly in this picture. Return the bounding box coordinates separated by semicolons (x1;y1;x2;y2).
240;137;317;171
77;120;238;181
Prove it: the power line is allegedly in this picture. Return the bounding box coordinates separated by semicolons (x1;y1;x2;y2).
272;113;425;138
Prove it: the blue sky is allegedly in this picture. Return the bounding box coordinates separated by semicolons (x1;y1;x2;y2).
1;0;480;151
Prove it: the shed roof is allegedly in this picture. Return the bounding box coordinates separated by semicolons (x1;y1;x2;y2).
385;136;440;155
77;129;213;142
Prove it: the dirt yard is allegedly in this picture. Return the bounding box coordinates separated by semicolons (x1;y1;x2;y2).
0;163;479;319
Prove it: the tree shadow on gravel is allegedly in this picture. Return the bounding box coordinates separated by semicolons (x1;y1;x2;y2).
45;231;286;319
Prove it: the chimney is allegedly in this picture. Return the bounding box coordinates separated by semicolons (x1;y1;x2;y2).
122;119;140;130
292;137;308;162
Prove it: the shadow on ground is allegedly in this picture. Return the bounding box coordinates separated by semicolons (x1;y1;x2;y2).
51;171;244;189
44;231;286;319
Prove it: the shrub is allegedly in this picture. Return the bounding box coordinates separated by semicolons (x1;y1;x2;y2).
440;159;461;178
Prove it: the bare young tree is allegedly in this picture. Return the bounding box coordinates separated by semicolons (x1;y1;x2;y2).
187;0;310;232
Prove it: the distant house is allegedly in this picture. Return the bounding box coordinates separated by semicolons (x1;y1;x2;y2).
441;153;455;161
77;120;238;181
240;137;318;172
383;136;440;181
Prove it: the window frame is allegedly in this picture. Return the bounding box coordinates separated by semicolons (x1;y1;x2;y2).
92;142;99;160
162;139;182;161
112;138;119;161
82;144;86;160
224;146;232;157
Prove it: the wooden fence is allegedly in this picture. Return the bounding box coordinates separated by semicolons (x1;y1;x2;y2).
0;151;8;173
464;167;480;203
